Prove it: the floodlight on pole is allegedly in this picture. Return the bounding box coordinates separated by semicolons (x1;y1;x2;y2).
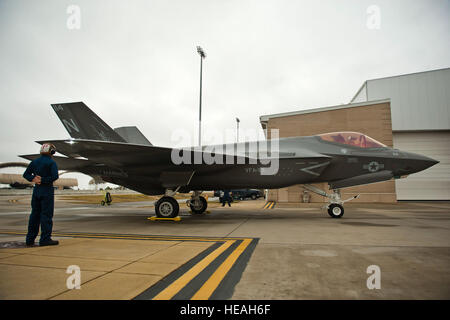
197;46;206;146
236;117;240;143
197;46;206;59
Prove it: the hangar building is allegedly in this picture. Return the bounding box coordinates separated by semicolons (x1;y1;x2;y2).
350;68;449;200
260;68;450;203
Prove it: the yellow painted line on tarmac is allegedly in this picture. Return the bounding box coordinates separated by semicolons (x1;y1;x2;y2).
0;230;247;242
152;240;236;300
0;229;257;300
0;231;190;242
191;238;252;300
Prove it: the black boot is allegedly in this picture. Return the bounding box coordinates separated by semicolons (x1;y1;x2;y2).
39;239;59;246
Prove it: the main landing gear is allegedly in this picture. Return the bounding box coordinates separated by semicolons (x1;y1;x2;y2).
187;191;208;214
155;196;179;218
154;189;207;218
302;185;359;218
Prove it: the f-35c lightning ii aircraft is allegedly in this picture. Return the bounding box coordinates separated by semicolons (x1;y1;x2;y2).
20;102;438;219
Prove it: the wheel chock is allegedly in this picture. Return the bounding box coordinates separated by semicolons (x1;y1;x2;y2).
205;210;211;214
147;216;181;222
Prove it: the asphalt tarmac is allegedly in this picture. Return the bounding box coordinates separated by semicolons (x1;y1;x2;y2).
0;194;449;299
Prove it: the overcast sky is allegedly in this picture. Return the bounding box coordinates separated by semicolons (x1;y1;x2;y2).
0;0;449;188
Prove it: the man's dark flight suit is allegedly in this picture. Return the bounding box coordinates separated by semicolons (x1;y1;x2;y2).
222;190;232;207
23;155;59;245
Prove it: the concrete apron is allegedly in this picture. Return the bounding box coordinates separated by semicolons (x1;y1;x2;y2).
0;231;257;300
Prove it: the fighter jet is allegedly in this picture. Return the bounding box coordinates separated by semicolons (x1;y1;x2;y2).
20;102;438;219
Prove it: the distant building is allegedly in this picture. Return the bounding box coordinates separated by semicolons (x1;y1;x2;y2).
0;173;78;190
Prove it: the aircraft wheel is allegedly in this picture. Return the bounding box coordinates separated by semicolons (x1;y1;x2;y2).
155;196;179;218
190;196;208;214
328;204;344;218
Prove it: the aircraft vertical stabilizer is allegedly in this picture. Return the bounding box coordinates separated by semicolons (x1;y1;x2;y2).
51;102;126;142
114;126;152;146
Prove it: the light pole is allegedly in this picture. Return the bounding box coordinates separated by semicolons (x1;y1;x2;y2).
236;117;240;143
197;46;206;146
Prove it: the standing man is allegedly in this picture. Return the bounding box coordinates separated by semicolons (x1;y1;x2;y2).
222;190;232;207
23;143;59;246
219;190;225;206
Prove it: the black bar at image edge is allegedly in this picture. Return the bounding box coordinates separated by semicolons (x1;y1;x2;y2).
1;300;448;318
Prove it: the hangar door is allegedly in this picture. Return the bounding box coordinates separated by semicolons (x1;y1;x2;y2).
393;131;450;200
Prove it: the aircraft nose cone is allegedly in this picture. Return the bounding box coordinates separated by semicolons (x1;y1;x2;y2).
427;157;439;165
417;155;439;170
403;152;439;174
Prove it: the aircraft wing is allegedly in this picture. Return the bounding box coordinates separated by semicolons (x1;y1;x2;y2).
35;138;332;168
34;139;172;167
34;139;256;168
19;154;95;171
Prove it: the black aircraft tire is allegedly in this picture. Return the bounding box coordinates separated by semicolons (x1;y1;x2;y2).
328;204;344;218
155;196;179;218
190;196;208;214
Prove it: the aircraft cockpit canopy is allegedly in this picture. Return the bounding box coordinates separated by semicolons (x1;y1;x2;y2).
318;132;387;148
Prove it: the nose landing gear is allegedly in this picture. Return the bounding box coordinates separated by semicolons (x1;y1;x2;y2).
302;184;359;218
328;203;344;218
